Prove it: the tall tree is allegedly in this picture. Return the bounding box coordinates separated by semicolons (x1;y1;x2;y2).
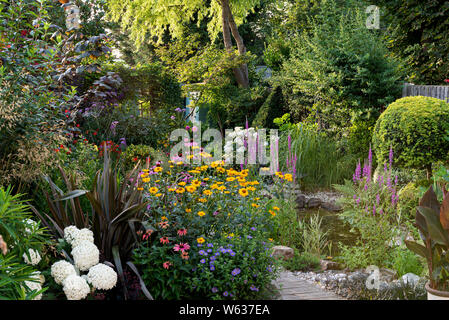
107;0;262;88
374;0;449;84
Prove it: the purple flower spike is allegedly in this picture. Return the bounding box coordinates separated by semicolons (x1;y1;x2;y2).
389;146;393;169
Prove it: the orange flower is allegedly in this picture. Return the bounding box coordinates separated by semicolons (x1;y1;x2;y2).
160;237;170;244
181;251;189;260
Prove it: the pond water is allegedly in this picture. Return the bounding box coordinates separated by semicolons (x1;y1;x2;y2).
297;208;359;257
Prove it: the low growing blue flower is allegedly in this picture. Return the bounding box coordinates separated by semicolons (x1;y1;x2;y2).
231;268;241;276
250;285;259;292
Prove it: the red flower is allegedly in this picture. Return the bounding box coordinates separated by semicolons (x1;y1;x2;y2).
163;261;172;269
445;79;449;83
177;229;187;236
142;229;153;240
21;30;28;36
133;157;138;162
160;237;169;244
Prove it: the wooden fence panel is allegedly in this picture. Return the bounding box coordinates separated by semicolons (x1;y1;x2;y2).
402;83;449;102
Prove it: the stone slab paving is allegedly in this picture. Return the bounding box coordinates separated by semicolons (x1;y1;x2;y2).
272;271;345;300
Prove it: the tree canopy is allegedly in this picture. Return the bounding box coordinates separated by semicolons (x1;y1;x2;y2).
107;0;260;46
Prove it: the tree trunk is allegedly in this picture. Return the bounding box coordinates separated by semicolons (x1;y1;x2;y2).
426;163;432;180
220;0;249;88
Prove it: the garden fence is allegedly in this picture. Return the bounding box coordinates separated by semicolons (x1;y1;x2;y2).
402;83;449;102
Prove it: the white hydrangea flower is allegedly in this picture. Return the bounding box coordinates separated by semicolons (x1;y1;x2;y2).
30;271;45;285
71;228;94;248
23;248;41;265
23;219;38;235
64;226;80;245
87;263;117;290
71;240;99;271
23;280;42;300
62;275;90;300
51;260;77;285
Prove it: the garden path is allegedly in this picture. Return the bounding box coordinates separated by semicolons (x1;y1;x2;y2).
273;271;345;300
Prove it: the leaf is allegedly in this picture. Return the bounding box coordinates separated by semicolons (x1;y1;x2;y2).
58;190;88;201
112;246;129;300
441;191;449;230
417;206;449;247
416;186;440;238
404;240;429;259
126;262;154;300
419;186;441;212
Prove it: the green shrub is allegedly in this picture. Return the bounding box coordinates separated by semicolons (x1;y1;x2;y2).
348;119;376;163
109;62;184;111
397;182;420;221
0;0;74;187
391;247;425;278
29;139;102;216
281;250;321;272
271;0;402;127
122;144;169;172
252;86;286;129
82;101;183;150
0;186;49;300
372;96;449;176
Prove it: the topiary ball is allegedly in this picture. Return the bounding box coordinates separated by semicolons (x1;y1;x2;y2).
372;96;449;172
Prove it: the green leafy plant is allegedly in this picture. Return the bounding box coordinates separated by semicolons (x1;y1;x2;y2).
281;250;321;272
122;144;169;173
405;186;449;291
372;96;449;179
299;214;329;258
392;246;425;278
0;0;74;188
397;182;421;222
278;121;355;188
0;185;49;300
186;227;279;300
0;253;45;300
271;0;402;127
